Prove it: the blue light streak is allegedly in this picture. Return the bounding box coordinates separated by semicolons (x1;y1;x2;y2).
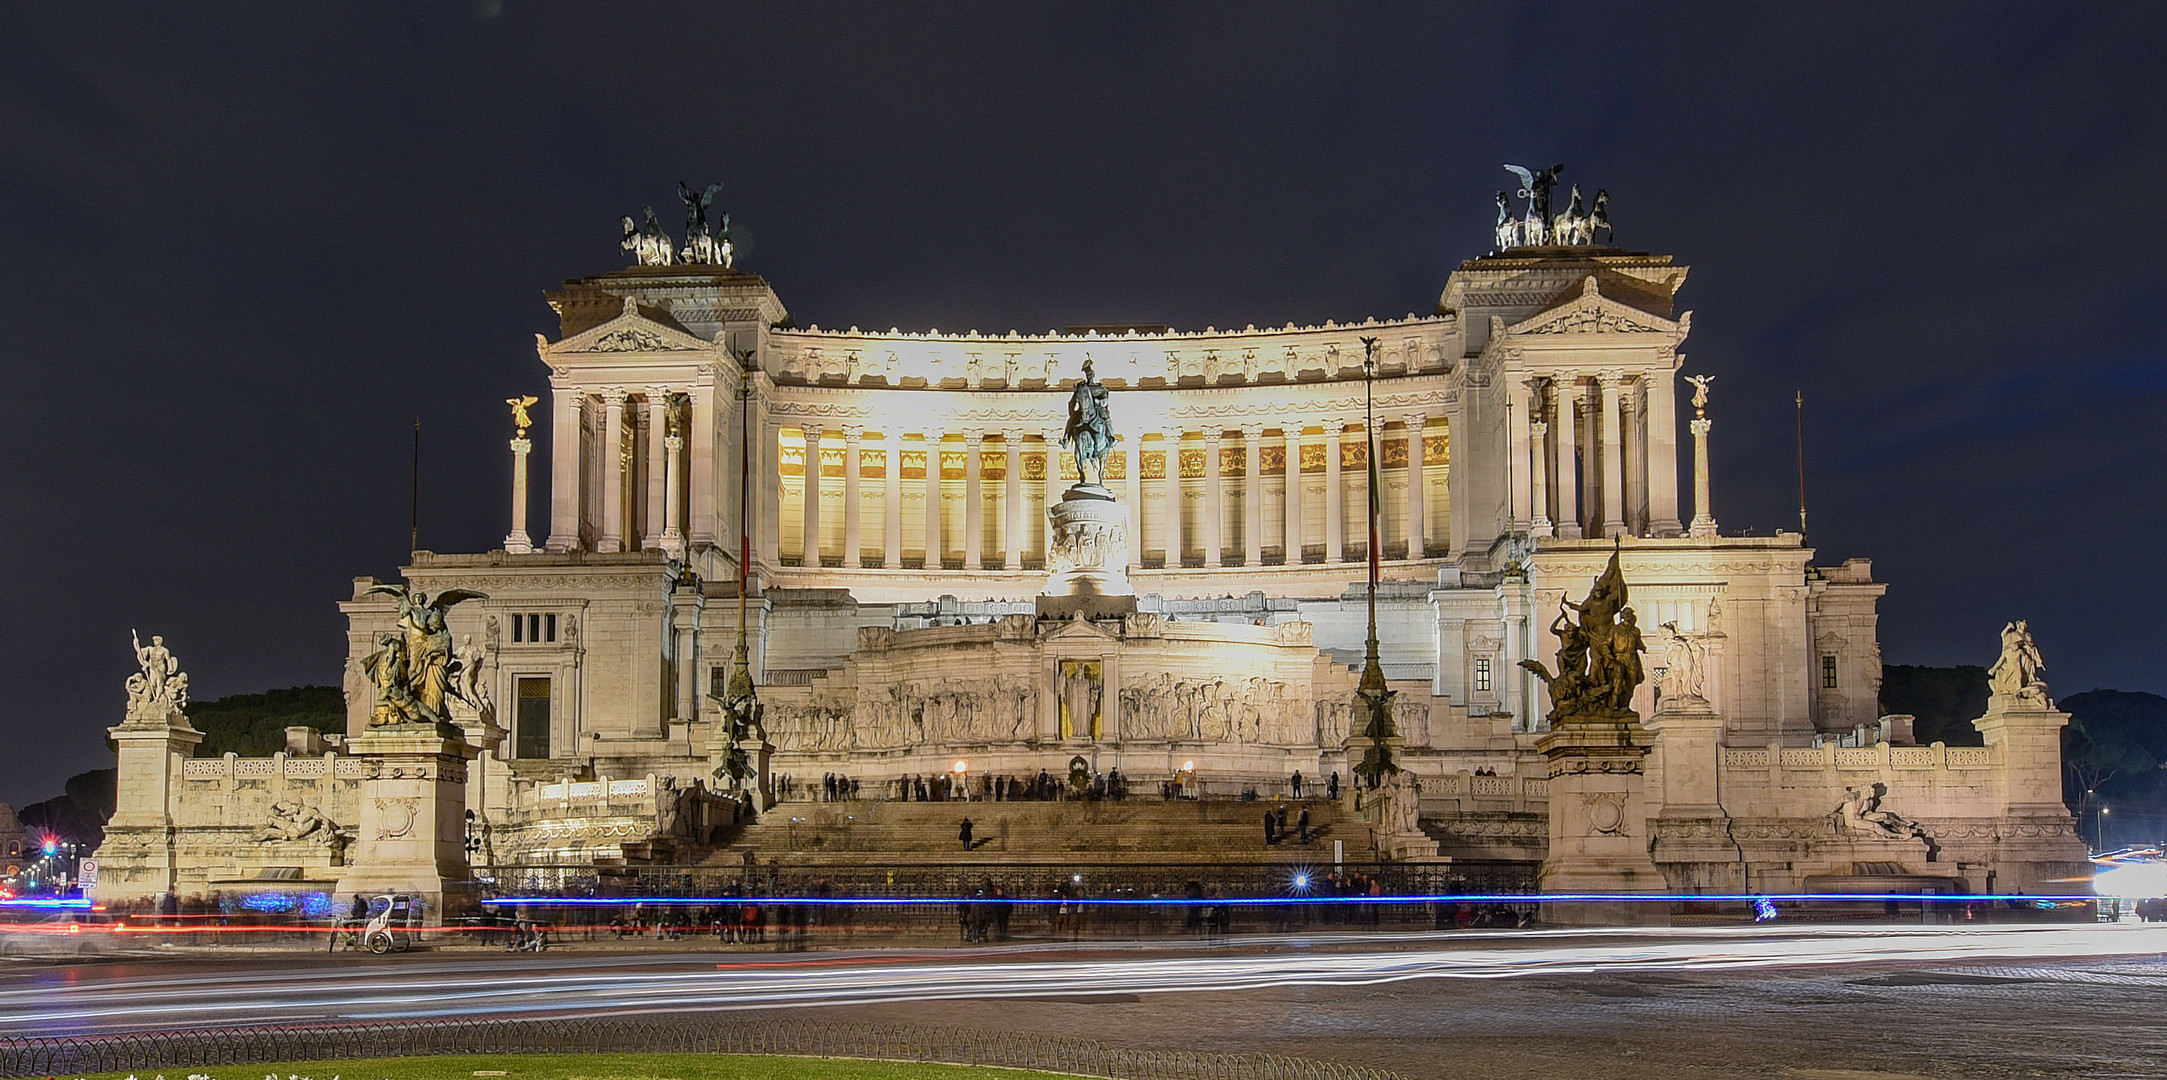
0;898;94;909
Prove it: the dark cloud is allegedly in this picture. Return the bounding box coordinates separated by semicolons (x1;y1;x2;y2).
2;4;2162;803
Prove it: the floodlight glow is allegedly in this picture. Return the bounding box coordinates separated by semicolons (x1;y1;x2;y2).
2094;861;2167;899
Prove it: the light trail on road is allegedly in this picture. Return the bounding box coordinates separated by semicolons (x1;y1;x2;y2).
3;923;2163;1038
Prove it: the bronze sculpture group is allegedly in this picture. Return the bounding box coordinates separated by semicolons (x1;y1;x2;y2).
1520;545;1647;726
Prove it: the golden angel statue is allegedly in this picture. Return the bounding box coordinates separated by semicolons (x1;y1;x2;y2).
506;395;538;437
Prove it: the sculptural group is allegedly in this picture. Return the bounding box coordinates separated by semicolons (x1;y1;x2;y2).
126;630;189;715
1519;546;1648;725
1496;164;1613;250
362;584;488;728
619;183;736;268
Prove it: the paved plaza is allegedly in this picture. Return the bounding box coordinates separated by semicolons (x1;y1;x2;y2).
806;956;2167;1079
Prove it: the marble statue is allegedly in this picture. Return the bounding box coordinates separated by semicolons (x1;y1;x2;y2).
1552;183;1590;245
1519;543;1646;724
1494;191;1516;250
678;182;730;266
1685;374;1714;415
1384;768;1422;835
1835;783;1928;841
506;395;537;437
455;633;493;716
127;630;187;714
1059;660;1103;740
362;584;488;728
251;799;334;843
1504;163;1564;246
1589;188;1612;244
1988;620;2048;706
1059;356;1115;489
621;206;676;267
1655;621;1709;705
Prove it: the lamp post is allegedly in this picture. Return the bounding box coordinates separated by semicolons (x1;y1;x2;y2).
1349;337;1399;790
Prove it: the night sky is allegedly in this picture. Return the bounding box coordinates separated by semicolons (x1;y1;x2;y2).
4;5;2163;806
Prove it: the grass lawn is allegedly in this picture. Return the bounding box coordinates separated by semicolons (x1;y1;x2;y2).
69;1053;1078;1080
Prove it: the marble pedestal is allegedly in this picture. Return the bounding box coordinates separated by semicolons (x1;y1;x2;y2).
1038;485;1138;620
334;726;481;924
93;705;203;902
1537;718;1670;926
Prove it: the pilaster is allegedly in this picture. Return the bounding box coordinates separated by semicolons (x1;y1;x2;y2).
544;384;583;552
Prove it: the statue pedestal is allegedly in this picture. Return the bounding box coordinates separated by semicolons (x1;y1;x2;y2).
334;726;481;924
1537;719;1669;926
93;705;204;903
1038;486;1137;621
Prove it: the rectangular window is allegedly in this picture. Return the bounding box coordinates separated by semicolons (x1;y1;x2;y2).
1822;655;1839;689
544;613;557;642
515;677;551;759
1474;657;1492;693
511;616;523;643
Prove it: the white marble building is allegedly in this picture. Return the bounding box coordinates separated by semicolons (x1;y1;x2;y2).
91;215;2082;903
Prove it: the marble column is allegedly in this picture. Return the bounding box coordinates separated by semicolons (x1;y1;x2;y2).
1645;367;1684;536
544;385;582;552
1162;430;1184;567
661;432;684;557
923;430;945;569
1528;417;1553;538
1554;374;1583;539
1404;413;1428;556
1600;372;1627;538
506;436;534;553
841;425;863;568
1242;426;1263;567
1282;426;1303;564
1510;377;1536;534
963;429;984;569
1324;422;1345;563
1203;430;1224;567
800;424;824;567
643;387;670;550
759;411;782;568
884;431;903;568
598;386;628;553
1120;435;1142;565
1622;381;1647;535
1004;430;1023;570
688;371;717;548
1689;416;1717;537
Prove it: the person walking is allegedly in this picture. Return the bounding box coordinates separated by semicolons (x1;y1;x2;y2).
959;816;975;850
1298;806;1311;844
1263;808;1277;845
1327;770;1340;800
1291;770;1304;799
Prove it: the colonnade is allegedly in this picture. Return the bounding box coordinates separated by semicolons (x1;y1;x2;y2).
1513;369;1682;540
773;417;1446;572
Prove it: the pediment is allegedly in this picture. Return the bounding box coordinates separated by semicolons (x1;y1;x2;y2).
1507;275;1685;338
1043;613;1120;643
551;296;718;355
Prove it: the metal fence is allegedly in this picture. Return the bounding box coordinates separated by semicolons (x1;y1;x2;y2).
0;1016;1405;1080
476;859;1540;940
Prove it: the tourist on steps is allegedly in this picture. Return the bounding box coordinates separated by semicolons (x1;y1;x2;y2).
959;817;975;850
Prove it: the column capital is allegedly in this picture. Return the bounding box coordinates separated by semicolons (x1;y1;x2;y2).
601;385;630;406
1240;424;1265;439
801;423;825;440
644;383;673;402
842;423;864;441
1690;417;1712;437
1597;369;1629;389
510;437;532;454
1554;367;1583;383
1001;427;1022;442
1529;418;1548;437
663;433;683;452
962;426;985;441
1330;420;1351;435
1404;411;1427;428
1204;430;1223;446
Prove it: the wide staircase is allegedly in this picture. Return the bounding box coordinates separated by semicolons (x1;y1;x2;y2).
708;796;1356;867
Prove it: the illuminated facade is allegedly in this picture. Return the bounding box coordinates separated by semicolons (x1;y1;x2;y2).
89;222;2086;904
